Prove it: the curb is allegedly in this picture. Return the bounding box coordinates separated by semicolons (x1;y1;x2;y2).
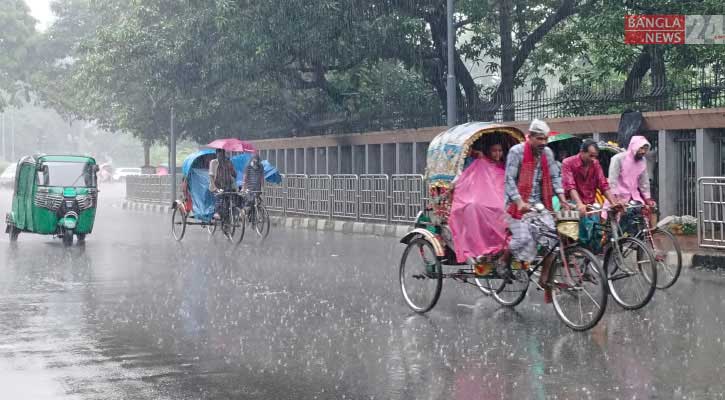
121;200;724;259
123;200;412;238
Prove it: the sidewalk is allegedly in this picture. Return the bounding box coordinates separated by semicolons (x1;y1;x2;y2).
121;200;413;238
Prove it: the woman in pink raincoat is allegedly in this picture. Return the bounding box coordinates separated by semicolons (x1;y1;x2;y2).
449;143;508;264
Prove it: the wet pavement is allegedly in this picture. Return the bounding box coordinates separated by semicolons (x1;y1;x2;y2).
1;184;725;399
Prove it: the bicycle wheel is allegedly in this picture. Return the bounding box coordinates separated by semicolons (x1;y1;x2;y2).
253;205;270;240
649;228;682;289
207;223;217;236
230;206;246;244
550;246;608;331
491;268;530;307
171;207;187;241
399;238;443;313
605;237;657;310
221;201;236;241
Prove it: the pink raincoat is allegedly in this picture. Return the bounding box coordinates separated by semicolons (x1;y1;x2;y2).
613;135;650;203
449;158;508;263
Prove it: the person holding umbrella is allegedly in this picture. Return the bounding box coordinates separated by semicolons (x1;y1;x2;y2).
209;148;237;220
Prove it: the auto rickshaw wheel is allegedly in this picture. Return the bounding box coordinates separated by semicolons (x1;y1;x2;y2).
8;226;20;242
76;233;86;242
62;231;74;247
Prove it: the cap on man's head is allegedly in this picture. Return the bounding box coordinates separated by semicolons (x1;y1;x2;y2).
528;119;550;136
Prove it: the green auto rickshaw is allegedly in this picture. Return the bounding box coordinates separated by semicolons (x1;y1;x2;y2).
5;154;99;246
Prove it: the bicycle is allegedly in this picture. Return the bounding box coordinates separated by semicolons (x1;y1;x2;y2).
628;204;682;289
594;203;658;310
242;190;270;240
210;191;245;243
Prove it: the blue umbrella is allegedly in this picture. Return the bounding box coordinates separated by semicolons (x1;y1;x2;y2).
262;160;282;184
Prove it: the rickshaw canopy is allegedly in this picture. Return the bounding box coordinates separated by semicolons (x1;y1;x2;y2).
182;149;215;177
426;122;525;187
547;132;576;143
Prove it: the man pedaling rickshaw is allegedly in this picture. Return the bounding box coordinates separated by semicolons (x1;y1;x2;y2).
501;119;570;297
208;148;237;220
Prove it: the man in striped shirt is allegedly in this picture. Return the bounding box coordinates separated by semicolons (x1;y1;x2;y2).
242;154;265;209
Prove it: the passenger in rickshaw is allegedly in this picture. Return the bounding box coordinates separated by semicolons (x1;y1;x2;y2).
448;141;508;271
503;119;570;289
209;148;237;220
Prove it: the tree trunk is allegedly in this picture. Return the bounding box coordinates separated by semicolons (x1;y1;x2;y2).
143;141;151;167
622;49;651;101
499;0;515;122
649;46;667;110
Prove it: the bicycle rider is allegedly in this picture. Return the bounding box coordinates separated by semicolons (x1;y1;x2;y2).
503;119;570;300
209;148;237;220
608;136;656;235
241;154;265;211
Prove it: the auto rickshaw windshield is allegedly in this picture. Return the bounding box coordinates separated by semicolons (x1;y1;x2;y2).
39;161;96;187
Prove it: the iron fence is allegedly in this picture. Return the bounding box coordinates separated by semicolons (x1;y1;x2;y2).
285;174;308;215
676;134;697;217
308;175;332;217
332;175;360;220
359;174;389;222
698;177;725;249
126;173;427;224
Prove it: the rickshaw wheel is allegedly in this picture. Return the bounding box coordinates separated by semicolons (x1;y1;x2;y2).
399;238;443;313
171;206;187;241
491;269;529;307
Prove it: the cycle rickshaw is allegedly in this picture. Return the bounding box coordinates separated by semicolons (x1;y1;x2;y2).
171;149;245;242
398;122;608;331
171;149;279;242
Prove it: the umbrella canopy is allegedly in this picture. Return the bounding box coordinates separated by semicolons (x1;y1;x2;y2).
205;138;256;153
547;132;576;143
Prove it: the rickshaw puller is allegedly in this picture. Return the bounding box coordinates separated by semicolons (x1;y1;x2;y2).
209;148;237;220
503;119;569;296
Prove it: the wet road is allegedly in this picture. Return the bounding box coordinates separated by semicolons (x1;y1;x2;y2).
1;185;725;399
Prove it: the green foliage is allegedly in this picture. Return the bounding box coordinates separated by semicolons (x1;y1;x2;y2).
0;0;36;111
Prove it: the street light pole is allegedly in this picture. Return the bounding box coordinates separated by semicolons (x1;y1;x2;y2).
1;114;5;161
9;111;14;161
446;0;457;128
170;106;177;203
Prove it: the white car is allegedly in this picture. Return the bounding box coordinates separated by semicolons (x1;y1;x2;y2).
112;167;142;182
0;163;16;188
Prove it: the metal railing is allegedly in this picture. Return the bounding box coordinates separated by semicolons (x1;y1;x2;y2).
698;176;725;249
127;173;427;224
125;175;182;204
